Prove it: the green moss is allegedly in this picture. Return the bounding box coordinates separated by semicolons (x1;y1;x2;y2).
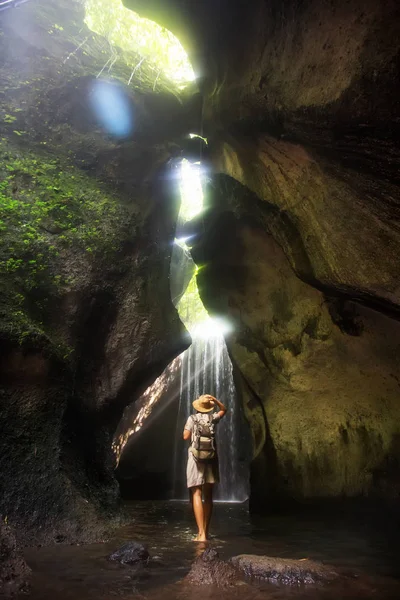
177;267;210;331
0;285;73;361
0;138;127;349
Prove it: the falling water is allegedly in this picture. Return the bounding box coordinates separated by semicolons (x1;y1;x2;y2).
114;159;248;501
168;158;249;502
173;332;249;502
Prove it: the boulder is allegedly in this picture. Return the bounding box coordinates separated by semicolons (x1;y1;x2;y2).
184;547;241;587
230;554;339;585
109;542;150;565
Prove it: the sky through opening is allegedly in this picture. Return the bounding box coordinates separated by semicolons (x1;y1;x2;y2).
176;161;232;339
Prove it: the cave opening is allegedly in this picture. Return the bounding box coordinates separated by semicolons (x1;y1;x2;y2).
84;0;195;88
114;158;250;502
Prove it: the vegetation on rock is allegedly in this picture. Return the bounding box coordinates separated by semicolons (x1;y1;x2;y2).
84;0;195;87
173;159;210;333
0;138;128;347
176;266;209;331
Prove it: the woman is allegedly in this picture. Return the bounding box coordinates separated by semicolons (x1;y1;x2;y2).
183;394;227;541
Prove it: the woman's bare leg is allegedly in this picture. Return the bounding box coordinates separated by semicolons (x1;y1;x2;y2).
203;483;213;539
191;486;206;541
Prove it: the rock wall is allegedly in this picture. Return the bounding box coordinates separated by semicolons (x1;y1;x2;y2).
190;177;400;507
116;378;181;500
0;0;190;544
127;0;400;317
0;521;31;597
204;0;400;506
203;0;400;317
129;0;400;506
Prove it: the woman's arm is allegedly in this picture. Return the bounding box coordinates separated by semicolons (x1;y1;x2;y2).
206;395;227;418
183;415;192;440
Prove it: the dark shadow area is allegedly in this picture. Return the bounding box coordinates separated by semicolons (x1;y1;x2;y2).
116;375;182;500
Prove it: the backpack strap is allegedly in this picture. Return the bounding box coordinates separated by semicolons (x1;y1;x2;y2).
206;413;215;437
191;414;200;448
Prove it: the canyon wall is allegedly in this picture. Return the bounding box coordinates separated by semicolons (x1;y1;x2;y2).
127;0;400;506
190;179;400;507
0;0;190;545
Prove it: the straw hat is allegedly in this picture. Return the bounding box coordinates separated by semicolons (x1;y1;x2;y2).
192;395;215;413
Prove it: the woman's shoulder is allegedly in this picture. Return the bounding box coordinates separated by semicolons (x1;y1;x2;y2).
184;414;194;429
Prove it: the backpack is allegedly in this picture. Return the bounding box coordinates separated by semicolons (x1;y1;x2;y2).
190;413;216;463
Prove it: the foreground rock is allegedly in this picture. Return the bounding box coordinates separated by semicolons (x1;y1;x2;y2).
109;542;150;565
184;547;241;587
0;522;31;597
231;554;339;585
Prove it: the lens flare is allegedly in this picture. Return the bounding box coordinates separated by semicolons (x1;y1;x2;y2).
89;79;133;137
174;236;194;247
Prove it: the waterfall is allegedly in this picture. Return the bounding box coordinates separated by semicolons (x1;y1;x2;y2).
114;162;249;500
173;332;248;502
169;158;248;502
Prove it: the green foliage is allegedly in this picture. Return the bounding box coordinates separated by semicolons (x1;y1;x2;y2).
2;291;44;345
0;285;73;356
189;133;208;145
0;140;126;343
175;159;208;333
177;267;209;332
0;146;123;288
84;0;194;86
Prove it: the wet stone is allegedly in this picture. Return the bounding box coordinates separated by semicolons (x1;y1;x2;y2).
184;547;242;587
230;554;339;585
108;542;150;565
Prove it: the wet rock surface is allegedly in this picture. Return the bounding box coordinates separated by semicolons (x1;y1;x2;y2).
190;178;400;507
184;547;242;587
0;521;31;597
230;554;339;585
109;541;150;565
